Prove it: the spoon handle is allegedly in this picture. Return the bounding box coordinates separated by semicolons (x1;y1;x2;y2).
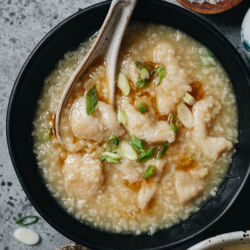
60;0;137;107
103;0;138;104
79;0;138;105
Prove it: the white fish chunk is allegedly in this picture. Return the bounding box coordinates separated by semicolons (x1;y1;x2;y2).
71;96;124;143
190;167;209;180
200;137;233;161
174;169;207;204
120;57;140;86
154;42;191;115
192;96;233;161
63;154;104;197
115;157;142;184
138;159;166;210
120;97;175;143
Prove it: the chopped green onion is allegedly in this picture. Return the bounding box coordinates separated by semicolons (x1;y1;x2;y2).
190;153;196;161
131;135;144;151
135;62;161;88
106;157;120;163
144;165;156;179
205;52;216;66
170;114;179;134
117;73;130;96
101;152;122;159
107;135;119;152
113;136;119;147
86;86;98;116
107;138;112;152
156;142;170;159
154;64;164;86
177;103;194;130
140;105;146;113
101;151;120;162
43;130;51;142
137;148;155;163
135;61;154;88
136;78;150;88
136;98;150;110
206;51;214;58
13;228;40;245
118;109;126;125
135;61;155;70
183;93;196;106
78;8;83;11
120;141;138;160
100;155;109;162
140;68;150;81
15;216;39;226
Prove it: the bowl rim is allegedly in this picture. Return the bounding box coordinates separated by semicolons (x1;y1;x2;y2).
188;230;250;249
6;0;250;249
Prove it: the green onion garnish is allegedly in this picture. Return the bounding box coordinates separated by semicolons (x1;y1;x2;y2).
100;155;109;162
156;142;170;159
177;103;194;130
206;51;214;58
120;141;138;160
140;105;146;113
78;8;83;11
137;148;155;163
15;216;39;226
107;135;119;152
136;98;150;110
183;93;196;106
190;153;196;161
135;62;164;88
106;157;120;163
113;136;119;146
144;165;156;179
86;86;98;116
135;61;155;70
101;152;122;159
101;151;121;162
170;114;179;134
117;73;130;96
131;135;144;151
154;64;164;86
135;62;154;88
136;78;150;88
43;129;51;142
118;109;126;125
140;68;150;81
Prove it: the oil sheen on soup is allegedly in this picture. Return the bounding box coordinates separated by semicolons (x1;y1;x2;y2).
32;23;238;235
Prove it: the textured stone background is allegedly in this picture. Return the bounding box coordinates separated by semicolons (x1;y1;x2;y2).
0;0;250;249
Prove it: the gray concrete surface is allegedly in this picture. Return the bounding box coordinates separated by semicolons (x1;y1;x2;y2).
0;0;249;249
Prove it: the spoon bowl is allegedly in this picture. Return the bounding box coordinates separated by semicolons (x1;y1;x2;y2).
55;0;137;150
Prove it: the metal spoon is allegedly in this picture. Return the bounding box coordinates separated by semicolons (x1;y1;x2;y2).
55;0;137;148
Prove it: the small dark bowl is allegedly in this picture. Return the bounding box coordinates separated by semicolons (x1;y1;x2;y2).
6;1;250;249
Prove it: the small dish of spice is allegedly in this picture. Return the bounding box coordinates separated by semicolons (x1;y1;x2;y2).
176;0;244;14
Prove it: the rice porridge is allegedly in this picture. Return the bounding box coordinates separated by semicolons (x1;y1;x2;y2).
32;23;238;235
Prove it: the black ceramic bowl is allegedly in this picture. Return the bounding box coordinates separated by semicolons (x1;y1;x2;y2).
6;1;250;249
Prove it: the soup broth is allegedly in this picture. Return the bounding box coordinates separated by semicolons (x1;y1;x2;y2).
32;23;238;235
